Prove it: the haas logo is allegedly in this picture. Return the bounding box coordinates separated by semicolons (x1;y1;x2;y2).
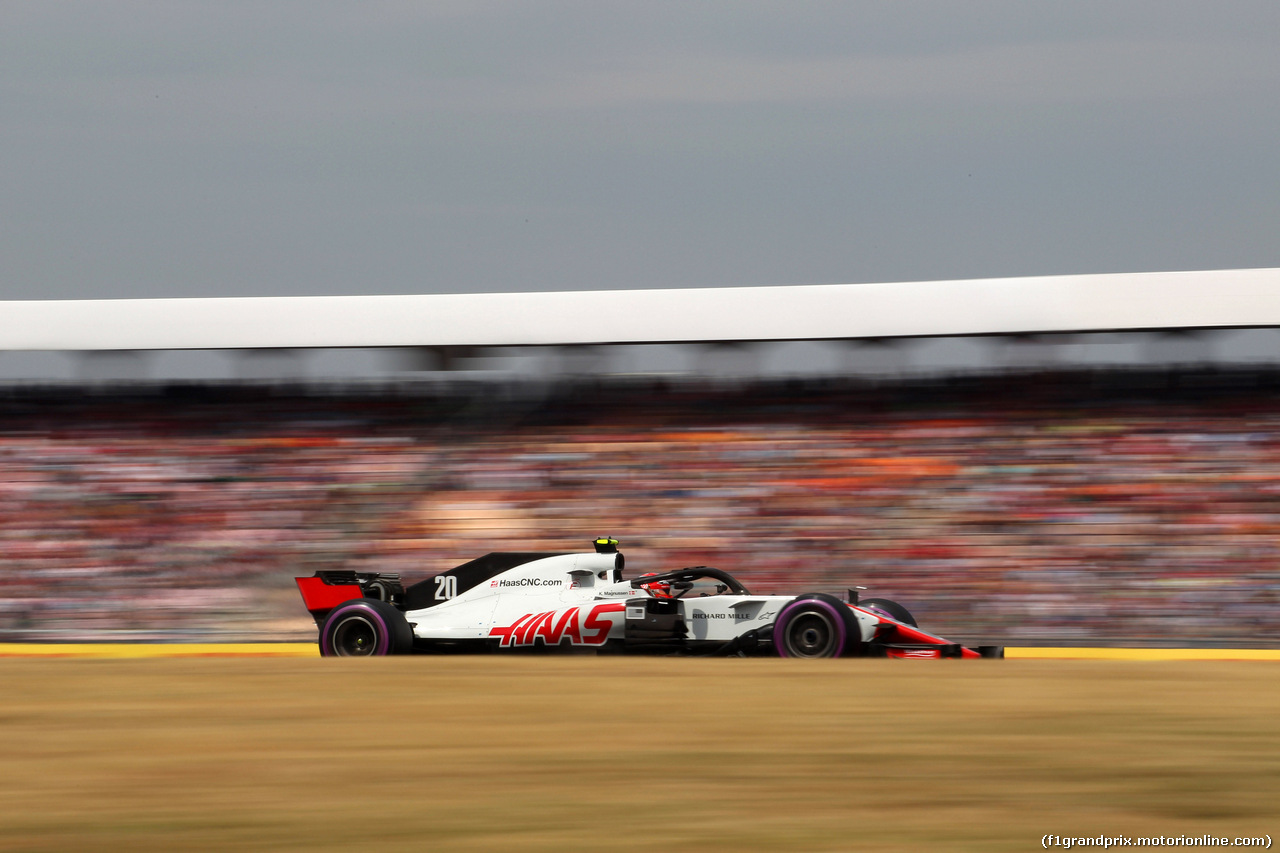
489;603;624;648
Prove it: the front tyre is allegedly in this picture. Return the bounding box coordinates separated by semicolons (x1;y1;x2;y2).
858;597;917;627
773;594;861;658
320;599;414;657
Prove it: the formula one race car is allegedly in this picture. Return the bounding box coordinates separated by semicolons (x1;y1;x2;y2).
295;538;1003;659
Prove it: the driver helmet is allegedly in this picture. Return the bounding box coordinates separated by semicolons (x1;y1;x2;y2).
639;572;673;599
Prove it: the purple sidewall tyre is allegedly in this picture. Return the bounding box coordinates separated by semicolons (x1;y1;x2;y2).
857;597;917;628
321;601;392;657
773;596;850;658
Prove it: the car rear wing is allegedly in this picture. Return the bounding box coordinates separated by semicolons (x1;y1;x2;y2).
295;571;405;624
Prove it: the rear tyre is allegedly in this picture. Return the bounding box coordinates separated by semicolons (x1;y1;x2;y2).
858;597;917;627
320;599;414;657
773;594;861;658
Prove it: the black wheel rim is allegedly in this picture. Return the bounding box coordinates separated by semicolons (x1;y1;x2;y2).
332;615;379;656
786;611;839;657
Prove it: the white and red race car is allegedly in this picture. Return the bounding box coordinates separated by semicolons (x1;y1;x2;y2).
296;538;1003;659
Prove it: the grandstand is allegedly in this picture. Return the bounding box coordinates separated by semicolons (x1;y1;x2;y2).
2;269;1278;647
1;370;1278;647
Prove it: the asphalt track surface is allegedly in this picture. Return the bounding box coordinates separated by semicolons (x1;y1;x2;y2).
3;654;1277;852
1;643;1279;659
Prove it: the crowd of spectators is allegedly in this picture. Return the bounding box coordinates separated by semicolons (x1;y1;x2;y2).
1;369;1278;646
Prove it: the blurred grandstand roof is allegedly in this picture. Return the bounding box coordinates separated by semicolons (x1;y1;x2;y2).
3;268;1280;351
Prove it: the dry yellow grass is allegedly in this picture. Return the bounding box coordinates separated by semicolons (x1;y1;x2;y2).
1;658;1277;852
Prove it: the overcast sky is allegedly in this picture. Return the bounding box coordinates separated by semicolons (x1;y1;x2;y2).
3;1;1279;301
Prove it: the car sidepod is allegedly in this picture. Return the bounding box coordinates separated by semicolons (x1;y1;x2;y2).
487;601;626;651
